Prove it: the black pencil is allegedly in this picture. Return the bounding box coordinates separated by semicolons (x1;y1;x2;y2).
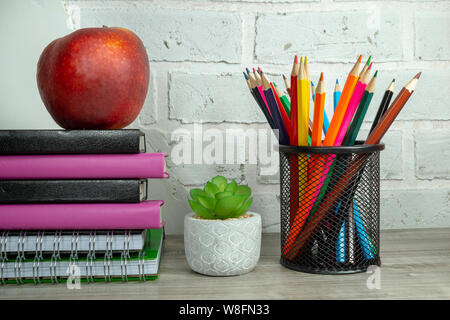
368;79;395;134
245;71;276;130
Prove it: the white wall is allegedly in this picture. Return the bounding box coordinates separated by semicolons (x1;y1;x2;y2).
0;0;449;234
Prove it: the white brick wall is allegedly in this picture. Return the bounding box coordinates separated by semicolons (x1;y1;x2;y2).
66;0;450;234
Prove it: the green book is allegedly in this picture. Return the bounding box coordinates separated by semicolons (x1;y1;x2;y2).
1;228;164;284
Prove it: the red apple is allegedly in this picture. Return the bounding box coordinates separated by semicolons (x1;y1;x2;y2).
37;27;149;129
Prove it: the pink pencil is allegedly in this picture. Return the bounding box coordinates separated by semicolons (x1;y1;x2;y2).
334;64;372;146
254;68;272;116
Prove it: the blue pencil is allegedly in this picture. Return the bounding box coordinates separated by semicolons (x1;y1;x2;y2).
333;79;341;111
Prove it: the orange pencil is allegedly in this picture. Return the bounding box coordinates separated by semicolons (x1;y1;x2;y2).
323;55;361;146
311;73;325;146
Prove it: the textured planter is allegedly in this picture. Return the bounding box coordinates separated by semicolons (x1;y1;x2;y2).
184;212;262;276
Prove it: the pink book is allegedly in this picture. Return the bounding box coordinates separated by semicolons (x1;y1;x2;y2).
0;200;165;230
0;153;169;179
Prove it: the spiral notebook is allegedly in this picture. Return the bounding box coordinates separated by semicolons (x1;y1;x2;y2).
0;228;164;284
1;230;148;254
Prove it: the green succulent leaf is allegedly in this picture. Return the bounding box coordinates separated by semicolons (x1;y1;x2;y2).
233;197;253;217
234;185;251;201
189;188;208;202
215;195;247;218
211;176;228;192
225;179;238;194
204;181;219;197
188;200;215;219
197;195;216;210
215;191;233;200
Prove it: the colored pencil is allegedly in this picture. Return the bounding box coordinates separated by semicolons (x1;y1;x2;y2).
298;58;309;146
334;79;341;111
253;68;271;116
271;82;291;138
334;63;372;146
366;73;421;144
282;74;291;97
284;73;420;260
368;79;395;134
312;79;330;135
290;56;299;146
247;72;276;130
261;72;289;145
323;55;361;146
342;71;378;146
273;83;291;118
311;73;325;146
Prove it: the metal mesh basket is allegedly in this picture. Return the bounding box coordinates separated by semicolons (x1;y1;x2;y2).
279;142;384;274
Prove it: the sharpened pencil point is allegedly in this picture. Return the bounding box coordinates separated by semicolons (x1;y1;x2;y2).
305;56;308;64
320;72;324;81
294;55;298;64
282;74;287;80
358;55;362;62
414;72;422;79
311;81;315;87
368;62;373;70
367;56;372;65
374;70;378;77
300;56;303;63
336;79;339;84
392;79;395;82
246;68;250;75
243;72;249;80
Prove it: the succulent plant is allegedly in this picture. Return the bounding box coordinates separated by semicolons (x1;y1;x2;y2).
188;175;253;220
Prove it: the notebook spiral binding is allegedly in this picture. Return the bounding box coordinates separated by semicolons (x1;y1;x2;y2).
1;231;9;285
103;231;113;282
0;229;152;284
120;231;131;282
50;231;62;284
32;231;44;284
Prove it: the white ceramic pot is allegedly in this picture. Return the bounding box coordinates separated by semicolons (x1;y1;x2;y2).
184;212;262;276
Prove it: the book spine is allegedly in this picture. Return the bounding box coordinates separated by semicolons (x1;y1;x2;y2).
0;201;165;230
0;130;145;154
0;153;168;179
0;180;147;203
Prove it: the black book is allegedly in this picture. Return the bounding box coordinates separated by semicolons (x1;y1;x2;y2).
0;180;147;203
0;130;145;154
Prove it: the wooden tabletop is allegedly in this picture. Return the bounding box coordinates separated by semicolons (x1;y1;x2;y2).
1;228;449;299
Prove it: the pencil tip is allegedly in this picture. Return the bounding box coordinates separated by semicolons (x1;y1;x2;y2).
246;68;250;75
300;56;303;63
320;72;324;81
336;78;339;84
414;72;422;79
311;81;314;86
374;70;378;77
358;54;362;63
367;56;372;65
368;62;373;70
294;55;298;64
305;56;308;64
243;72;249;80
282;74;287;80
392;78;395;82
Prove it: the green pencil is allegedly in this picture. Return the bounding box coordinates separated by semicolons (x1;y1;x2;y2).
273;82;291;117
342;71;378;146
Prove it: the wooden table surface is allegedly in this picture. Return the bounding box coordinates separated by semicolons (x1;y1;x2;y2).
1;228;449;300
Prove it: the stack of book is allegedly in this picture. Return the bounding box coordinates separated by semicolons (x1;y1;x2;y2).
0;130;168;284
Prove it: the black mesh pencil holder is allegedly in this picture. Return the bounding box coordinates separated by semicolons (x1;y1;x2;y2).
279;141;384;274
